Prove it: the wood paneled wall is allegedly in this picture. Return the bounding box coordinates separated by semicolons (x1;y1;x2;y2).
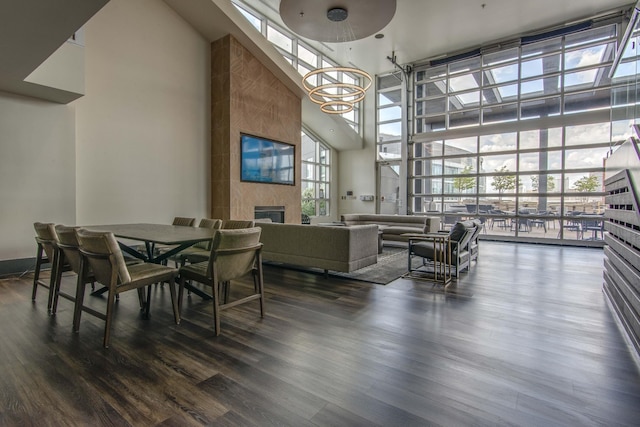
210;35;301;223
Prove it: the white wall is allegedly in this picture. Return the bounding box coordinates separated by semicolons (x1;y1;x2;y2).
337;94;378;216
0;93;76;260
74;0;210;225
0;0;210;265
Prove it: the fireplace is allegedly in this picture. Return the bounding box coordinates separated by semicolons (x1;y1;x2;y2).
254;206;285;223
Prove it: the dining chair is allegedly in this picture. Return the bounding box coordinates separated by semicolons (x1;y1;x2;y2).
75;228;180;348
32;222;70;312
51;225;92;317
218;220;256;300
152;216;197;261
221;219;255;229
52;225;143;317
175;218;222;267
178;227;264;336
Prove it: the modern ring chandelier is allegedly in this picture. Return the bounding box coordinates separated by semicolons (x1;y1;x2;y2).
302;66;372;114
279;0;396;115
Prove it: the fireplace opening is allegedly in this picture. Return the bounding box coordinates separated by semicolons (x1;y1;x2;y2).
254;206;285;223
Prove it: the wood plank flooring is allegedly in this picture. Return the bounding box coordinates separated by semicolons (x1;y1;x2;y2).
1;241;639;426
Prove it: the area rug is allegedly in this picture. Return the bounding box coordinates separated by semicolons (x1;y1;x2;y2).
264;246;409;285
330;246;408;285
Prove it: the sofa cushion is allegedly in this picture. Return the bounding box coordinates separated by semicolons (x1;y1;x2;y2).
384;226;424;236
341;214;440;233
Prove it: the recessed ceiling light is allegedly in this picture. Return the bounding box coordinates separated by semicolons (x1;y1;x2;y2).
375;33;384;39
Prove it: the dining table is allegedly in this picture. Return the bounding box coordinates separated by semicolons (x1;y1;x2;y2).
84;223;217;299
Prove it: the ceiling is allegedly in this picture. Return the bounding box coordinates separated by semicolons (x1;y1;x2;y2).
0;0;635;150
244;0;634;76
0;0;634;98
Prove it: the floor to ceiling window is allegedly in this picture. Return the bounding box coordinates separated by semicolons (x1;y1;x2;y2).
376;71;405;214
301;129;330;218
399;22;627;245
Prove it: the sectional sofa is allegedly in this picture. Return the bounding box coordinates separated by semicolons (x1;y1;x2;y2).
257;222;379;273
340;214;440;244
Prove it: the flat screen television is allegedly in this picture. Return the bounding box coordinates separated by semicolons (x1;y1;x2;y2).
240;133;295;185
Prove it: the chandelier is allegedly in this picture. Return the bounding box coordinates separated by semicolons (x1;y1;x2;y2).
302;66;372;114
279;0;396;115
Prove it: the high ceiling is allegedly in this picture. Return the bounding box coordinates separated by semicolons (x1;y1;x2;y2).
245;0;634;76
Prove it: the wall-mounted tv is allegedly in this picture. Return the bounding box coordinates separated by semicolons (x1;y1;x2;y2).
240;133;295;186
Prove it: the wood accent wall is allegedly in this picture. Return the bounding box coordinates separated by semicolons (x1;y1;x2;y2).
210;35;302;223
603;138;640;360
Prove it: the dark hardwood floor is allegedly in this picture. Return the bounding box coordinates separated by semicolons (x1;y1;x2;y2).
1;241;639;426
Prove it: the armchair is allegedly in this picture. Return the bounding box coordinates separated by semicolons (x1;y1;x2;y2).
408;221;477;278
468;218;483;267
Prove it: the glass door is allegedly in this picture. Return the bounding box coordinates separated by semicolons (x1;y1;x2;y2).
377;161;401;214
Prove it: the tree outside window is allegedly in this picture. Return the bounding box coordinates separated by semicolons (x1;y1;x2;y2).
453;165;475;193
572;175;600;203
531;175;556;192
572;175;599;192
301;187;315;216
491;166;518;200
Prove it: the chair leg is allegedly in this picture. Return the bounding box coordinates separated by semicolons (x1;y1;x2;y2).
178;275;186;312
32;243;44;301
255;266;265;317
223;281;230;304
143;285;152;319
51;251;67;315
73;259;89;333
137;288;145;309
212;279;221;336
103;290;117;348
46;250;61;313
168;277;180;324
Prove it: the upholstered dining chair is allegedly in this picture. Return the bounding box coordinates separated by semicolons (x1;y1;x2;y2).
75;228;180;348
172;216;196;227
52;225;143;317
152;216;197;261
216;220;256;301
178;227;264;336
175;218;222;267
32;222;71;312
221;219;255;229
51;225;93;318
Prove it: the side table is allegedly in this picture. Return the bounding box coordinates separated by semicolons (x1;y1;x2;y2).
403;233;452;286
